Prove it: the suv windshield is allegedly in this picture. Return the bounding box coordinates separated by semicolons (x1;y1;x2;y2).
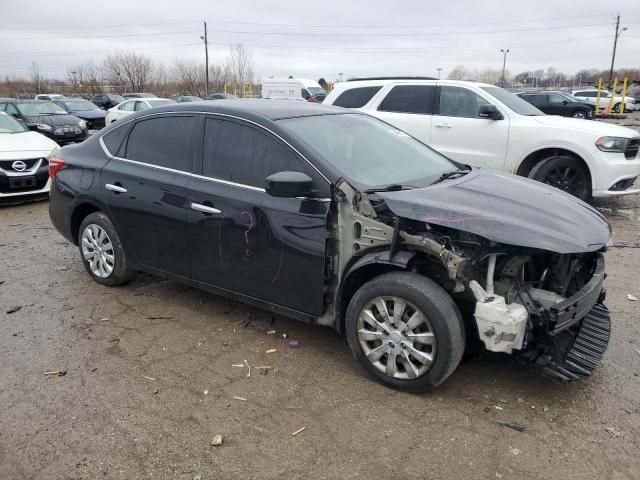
63;99;100;111
0;112;27;133
279;114;455;188
481;86;544;116
17;102;67;116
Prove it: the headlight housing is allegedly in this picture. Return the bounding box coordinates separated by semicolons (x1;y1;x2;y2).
36;123;52;131
595;136;629;153
78;120;86;128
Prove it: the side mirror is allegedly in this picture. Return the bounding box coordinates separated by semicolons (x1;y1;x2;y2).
478;104;504;120
562;100;568;105
265;171;313;198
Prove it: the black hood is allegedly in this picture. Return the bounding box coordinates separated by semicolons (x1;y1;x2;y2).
69;110;105;120
23;114;83;126
378;169;611;254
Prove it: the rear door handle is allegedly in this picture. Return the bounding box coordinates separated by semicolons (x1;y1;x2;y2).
434;123;452;128
106;183;127;193
191;202;221;214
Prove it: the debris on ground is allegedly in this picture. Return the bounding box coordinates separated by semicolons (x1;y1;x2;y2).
44;370;67;376
203;390;208;395
291;426;306;436
193;474;202;480
516;397;525;403
265;348;277;354
627;294;638;301
147;316;174;320
6;306;22;314
233;396;247;401
605;427;622;438
210;434;223;446
267;330;276;334
494;406;504;410
509;447;520;455
497;421;526;432
484;407;490;413
287;340;300;348
260;367;269;375
143;376;157;381
153;389;159;394
56;266;68;271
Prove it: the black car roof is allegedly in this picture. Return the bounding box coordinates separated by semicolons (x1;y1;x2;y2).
151;98;349;120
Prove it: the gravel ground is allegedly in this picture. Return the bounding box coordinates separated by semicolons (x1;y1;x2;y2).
1;117;639;479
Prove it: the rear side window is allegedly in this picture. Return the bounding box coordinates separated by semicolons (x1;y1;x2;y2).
203;118;306;188
379;85;435;114
102;125;129;156
124;116;195;171
333;86;382;108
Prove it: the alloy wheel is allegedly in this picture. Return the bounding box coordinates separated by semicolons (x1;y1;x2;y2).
573;111;586;118
357;296;437;380
81;224;115;278
542;166;588;198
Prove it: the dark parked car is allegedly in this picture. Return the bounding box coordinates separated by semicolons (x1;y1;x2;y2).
516;91;593;118
122;93;157;99
53;98;106;131
90;94;126;110
174;95;203;103
48;100;611;391
207;92;237;100
0;99;87;144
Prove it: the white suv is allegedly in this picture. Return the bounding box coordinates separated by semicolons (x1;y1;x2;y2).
324;79;640;200
571;89;638;113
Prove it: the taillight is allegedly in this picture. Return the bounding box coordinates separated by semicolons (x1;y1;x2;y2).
48;157;65;179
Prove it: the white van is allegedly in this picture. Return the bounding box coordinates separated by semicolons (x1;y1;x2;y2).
261;78;325;101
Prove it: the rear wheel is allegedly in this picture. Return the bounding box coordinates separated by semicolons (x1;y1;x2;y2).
78;212;136;286
528;155;591;201
613;103;621;113
345;272;465;392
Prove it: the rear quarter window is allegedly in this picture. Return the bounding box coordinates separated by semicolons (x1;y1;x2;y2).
101;125;129;156
333;86;382;108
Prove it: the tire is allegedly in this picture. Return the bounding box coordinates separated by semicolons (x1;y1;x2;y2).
345;272;465;392
78;212;136;286
613;103;621;113
528;155;592;201
572;109;588;119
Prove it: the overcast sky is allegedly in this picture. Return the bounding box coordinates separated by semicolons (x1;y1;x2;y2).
1;0;639;81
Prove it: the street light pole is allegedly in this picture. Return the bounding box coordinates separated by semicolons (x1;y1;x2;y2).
437;68;442;79
201;21;210;97
500;49;510;85
608;15;627;88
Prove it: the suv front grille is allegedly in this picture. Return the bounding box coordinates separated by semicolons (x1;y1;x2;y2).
625;137;640;159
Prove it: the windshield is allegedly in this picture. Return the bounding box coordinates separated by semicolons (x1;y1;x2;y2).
17;102;67;116
307;87;325;95
278;114;456;188
481;86;544;116
147;99;176;107
109;95;126;103
62;99;100;111
0;112;27;133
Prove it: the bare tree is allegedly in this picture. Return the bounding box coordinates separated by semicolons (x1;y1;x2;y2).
227;44;254;88
172;59;206;96
103;52;154;92
28;61;43;94
447;65;469;80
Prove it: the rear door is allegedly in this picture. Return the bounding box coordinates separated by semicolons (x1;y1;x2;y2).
430;84;509;169
100;114;196;277
370;84;436;144
186;116;330;315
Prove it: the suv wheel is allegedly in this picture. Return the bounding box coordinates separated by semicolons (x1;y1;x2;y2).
528;155;591;201
572;109;588;119
78;212;136;286
345;272;465;392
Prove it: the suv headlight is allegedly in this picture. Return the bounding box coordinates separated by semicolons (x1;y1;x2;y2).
595;136;629;152
36;123;52;131
78;120;86;128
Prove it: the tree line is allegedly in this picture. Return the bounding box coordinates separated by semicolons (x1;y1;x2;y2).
0;44;255;98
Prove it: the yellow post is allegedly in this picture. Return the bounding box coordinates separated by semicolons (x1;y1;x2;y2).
607;77;618;114
620;77;628;115
595;79;603;114
224;83;227;94
249;83;253;97
233;84;237;96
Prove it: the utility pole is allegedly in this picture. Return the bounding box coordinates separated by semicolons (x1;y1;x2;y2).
608;15;628;88
500;49;509;86
201;21;210;97
437;68;442;79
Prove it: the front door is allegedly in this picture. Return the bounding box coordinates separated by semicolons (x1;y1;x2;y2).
101;114;196;277
430;85;509;169
186;116;330;315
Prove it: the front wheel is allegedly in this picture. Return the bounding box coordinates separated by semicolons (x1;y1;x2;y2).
572;109;588;119
528;155;591;201
613;103;621;113
345;272;465;392
78;212;136;286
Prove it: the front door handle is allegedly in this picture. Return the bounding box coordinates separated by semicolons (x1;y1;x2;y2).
106;183;127;193
191;202;221;215
434;123;452;128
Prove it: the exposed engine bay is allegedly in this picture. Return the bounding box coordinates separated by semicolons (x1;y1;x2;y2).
327;179;611;381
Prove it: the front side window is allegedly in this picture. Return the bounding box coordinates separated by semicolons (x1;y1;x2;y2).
124;116;195;171
438;86;491;117
203;118;307;189
279;113;455;189
119;101;135;111
379;85;435;114
548;94;566;104
333;86;382;108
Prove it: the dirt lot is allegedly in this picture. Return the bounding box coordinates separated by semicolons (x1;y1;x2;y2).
1;119;640;479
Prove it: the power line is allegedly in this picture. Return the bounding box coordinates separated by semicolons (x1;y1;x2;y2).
0;30;199;41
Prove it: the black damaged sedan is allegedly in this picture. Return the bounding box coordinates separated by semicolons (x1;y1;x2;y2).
0;99;87;144
48;100;611;391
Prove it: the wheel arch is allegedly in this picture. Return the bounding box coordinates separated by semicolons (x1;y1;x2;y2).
515;147;594;187
69;201;103;245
